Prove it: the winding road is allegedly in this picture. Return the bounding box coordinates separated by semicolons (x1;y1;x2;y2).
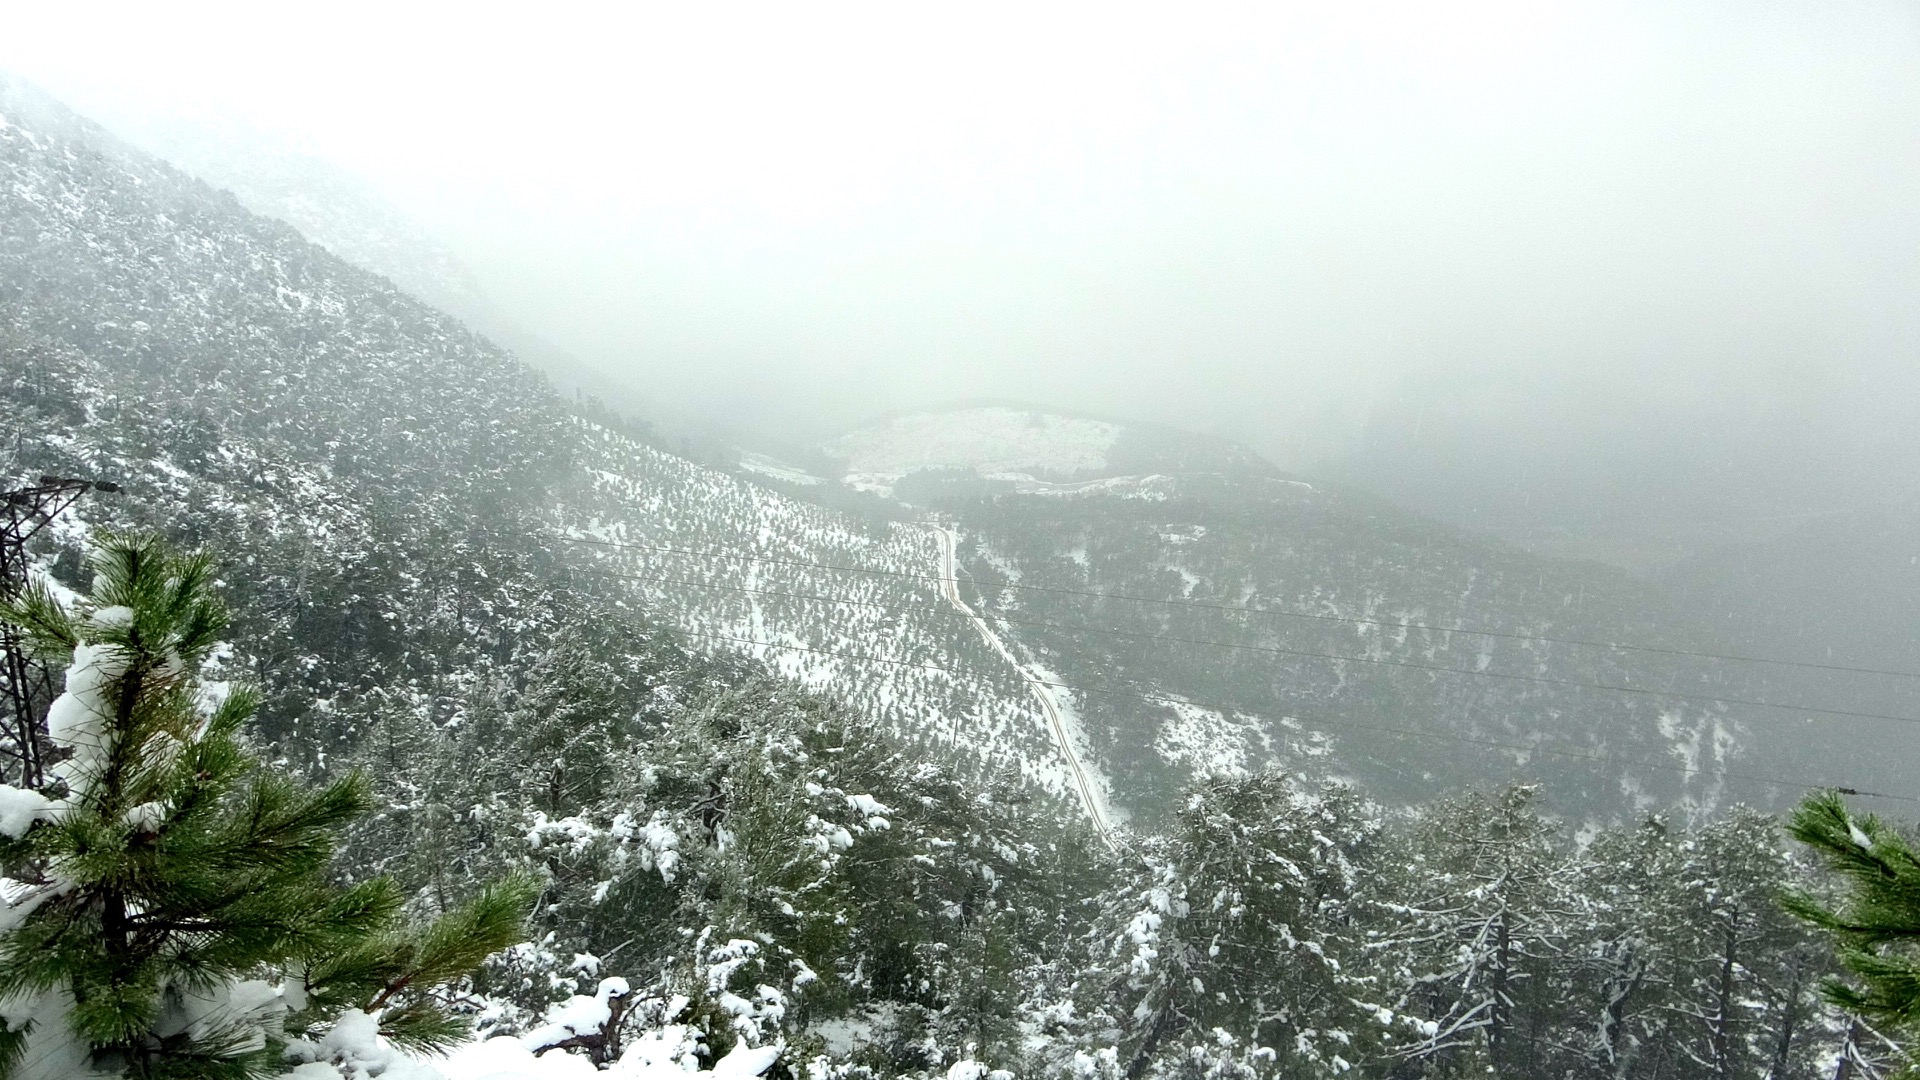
928;523;1118;849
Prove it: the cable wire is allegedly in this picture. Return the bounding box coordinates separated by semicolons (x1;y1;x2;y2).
550;533;1920;681
565;564;1920;728
677;627;1917;805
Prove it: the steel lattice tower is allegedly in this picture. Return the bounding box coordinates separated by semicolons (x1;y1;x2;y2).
1;476;115;787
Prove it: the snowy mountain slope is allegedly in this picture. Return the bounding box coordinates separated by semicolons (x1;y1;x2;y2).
0;77;1085;812
101;109;495;326
824;407;1920;824
5;79;1892;1080
555;423;1086;801
0;78;493;328
930;523;1120;840
8;71;1909;837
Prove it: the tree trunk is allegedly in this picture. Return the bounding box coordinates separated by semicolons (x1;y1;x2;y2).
1767;950;1807;1080
1710;916;1738;1080
1831;1020;1862;1080
1489;916;1511;1063
1602;943;1646;1080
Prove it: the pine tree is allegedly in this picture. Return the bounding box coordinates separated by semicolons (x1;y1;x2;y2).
1662;810;1822;1080
1783;790;1920;1065
1108;772;1383;1080
1382;784;1569;1075
0;533;535;1078
1560;817;1684;1078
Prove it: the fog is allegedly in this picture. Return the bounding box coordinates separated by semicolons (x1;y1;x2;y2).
8;0;1919;557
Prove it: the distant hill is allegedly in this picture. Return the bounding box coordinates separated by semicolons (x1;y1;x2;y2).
7;69;1912;834
821;404;1920;825
1660;495;1920;678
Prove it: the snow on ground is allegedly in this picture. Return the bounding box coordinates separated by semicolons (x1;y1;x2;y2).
560;421;1065;804
810;1004;893;1058
277;1015;781;1080
826;408;1121;492
1017;656;1127;831
988;472;1175;501
1152;701;1253;778
737;452;825;487
970;539;1024;587
431;1030;779;1080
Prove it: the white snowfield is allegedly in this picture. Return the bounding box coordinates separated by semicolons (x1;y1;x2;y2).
737;452;825;487
986;472;1175;501
0;986;783;1080
826;407;1121;493
273;1006;781;1080
434;1038;779;1080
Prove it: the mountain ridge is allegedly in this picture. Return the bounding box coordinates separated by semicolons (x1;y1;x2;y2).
11;69;1912;833
0;73;1086;811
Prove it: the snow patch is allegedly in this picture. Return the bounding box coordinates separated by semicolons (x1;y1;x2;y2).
739;453;825;487
0;785;61;838
1152;702;1253;777
827;408;1121;491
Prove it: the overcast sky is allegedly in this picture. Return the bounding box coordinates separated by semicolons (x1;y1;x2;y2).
7;0;1918;537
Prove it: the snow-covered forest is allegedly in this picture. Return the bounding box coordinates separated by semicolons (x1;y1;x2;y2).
4;26;1920;1080
2;534;1909;1078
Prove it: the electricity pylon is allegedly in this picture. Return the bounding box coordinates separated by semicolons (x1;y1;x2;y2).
1;476;116;787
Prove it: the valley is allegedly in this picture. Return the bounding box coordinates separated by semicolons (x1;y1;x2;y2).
3;67;1917;1080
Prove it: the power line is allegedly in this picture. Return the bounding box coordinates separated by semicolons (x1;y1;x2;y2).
550;533;1920;681
564;564;1920;728
564;565;1920;807
677;627;1919;806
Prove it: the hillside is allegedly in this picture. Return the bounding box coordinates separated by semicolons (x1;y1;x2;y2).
83;108;497;327
1660;495;1920;676
820;406;1920;824
0;74;1085;810
8;63;1909;836
67;95;742;461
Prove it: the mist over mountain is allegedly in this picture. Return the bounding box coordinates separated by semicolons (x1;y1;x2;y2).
11;1;1916;522
3;7;1919;1074
9;68;1906;815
